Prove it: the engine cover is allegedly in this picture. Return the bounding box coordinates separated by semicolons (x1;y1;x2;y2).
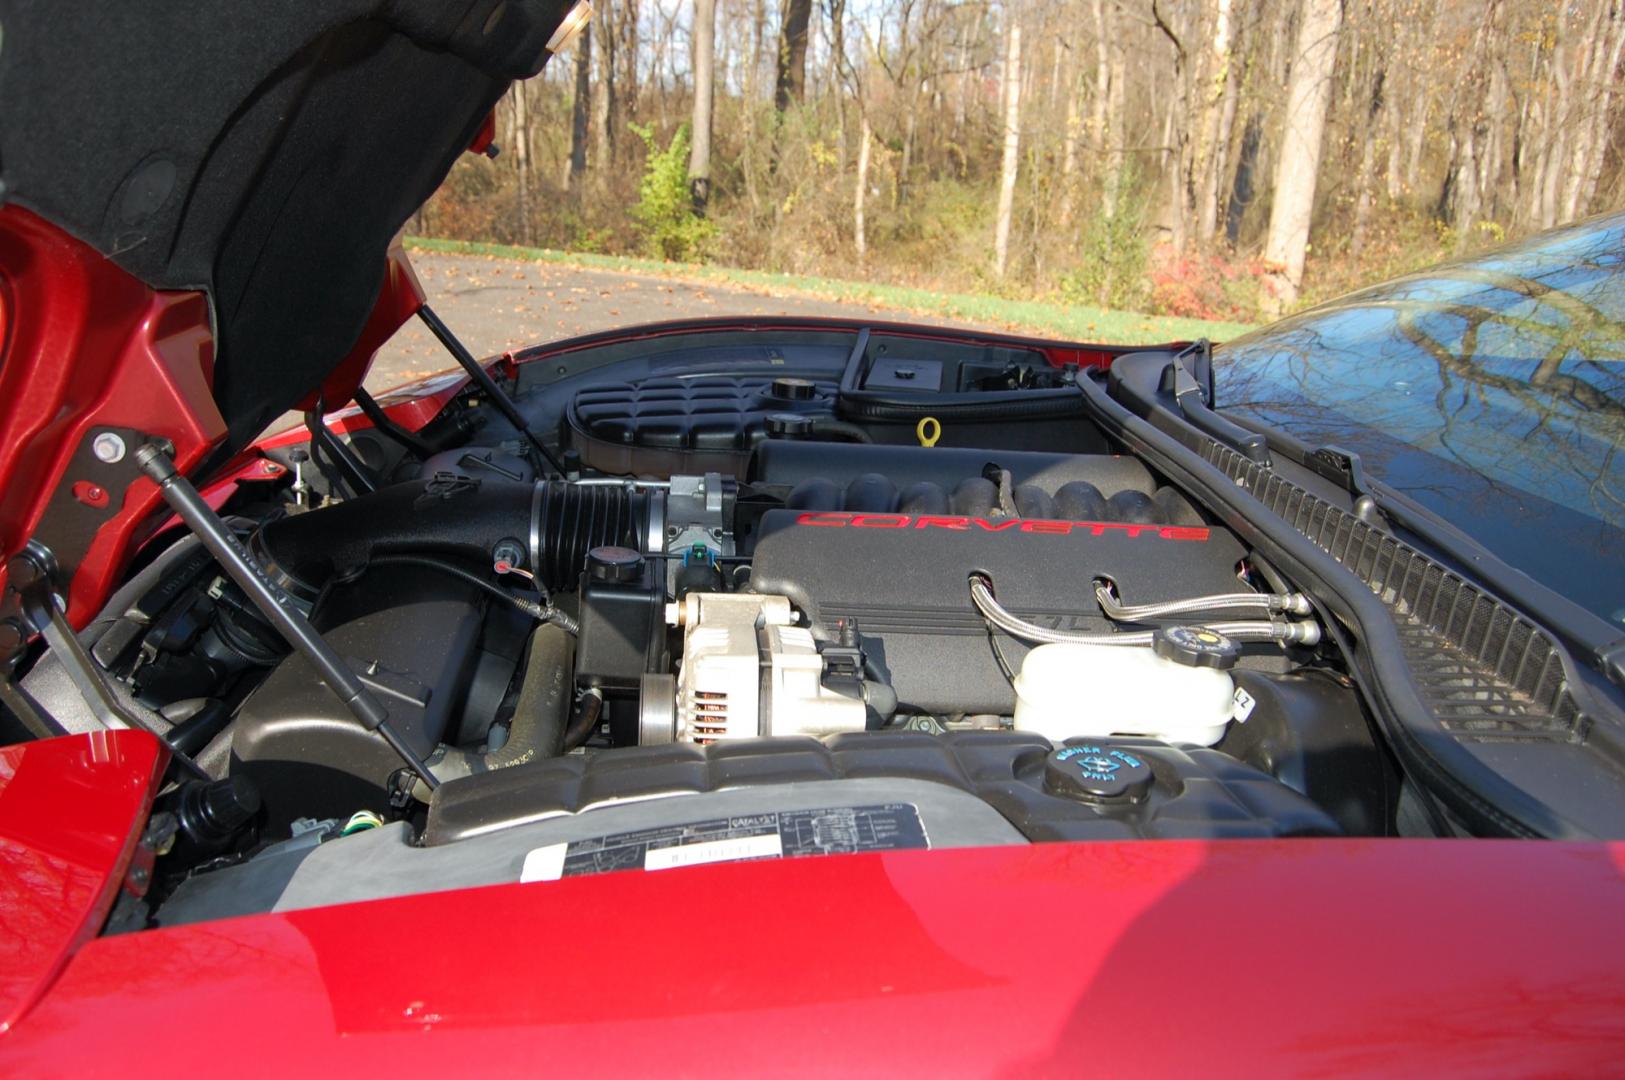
749;508;1249;713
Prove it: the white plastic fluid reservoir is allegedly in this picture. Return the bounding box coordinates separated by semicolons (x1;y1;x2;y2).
1012;627;1242;746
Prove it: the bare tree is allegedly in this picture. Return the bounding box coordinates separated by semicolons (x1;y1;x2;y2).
775;0;815;113
689;0;718;213
565;26;592;189
1195;0;1237;246
509;82;535;243
421;0;1625;323
994;18;1022;277
592;6;617;168
1262;0;1343;314
854;112;873;264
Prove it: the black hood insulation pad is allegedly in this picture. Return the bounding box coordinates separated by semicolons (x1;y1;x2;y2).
0;0;569;446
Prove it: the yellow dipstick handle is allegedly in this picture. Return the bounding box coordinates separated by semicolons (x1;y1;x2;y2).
916;416;941;448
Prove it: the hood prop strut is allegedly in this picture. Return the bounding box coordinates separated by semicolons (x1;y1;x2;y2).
418;304;567;477
135;443;440;793
5;545;212;780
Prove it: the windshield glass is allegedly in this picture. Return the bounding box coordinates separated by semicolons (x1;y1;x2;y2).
1213;213;1625;630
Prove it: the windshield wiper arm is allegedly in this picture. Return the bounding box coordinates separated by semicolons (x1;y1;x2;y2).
1221;407;1625;685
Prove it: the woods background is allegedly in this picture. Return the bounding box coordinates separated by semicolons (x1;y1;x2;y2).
414;0;1625;323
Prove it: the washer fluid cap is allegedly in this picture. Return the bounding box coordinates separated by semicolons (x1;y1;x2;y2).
1152;625;1242;670
1045;745;1154;803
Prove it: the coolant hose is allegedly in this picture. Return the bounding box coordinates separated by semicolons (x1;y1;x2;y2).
970;575;1321;647
416;623;576;796
1094;581;1312;621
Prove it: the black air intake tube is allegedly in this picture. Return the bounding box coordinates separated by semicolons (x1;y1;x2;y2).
255;478;652;598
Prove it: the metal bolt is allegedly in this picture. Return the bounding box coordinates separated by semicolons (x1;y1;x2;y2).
92;432;127;464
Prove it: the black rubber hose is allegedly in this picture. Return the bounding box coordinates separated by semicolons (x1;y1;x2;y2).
863;681;899;727
805;417;874;443
352;386;438;459
838;389;1086;423
563;688;604;750
364;554;578;631
416;623;576;793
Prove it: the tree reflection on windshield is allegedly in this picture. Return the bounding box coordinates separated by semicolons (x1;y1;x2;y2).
1213;213;1625;629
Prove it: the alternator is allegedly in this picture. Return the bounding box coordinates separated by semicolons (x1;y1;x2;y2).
654;592;868;744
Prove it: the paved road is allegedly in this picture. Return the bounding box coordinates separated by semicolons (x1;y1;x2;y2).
363;251;993;393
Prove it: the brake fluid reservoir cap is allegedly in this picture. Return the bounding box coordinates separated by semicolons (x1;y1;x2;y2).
1152;625;1242;670
1046;744;1154;803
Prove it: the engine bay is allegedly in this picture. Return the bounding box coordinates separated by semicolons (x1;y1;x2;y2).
18;324;1400;928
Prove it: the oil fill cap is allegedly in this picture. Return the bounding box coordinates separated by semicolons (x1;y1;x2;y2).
1152;625;1242;670
1045;744;1154;803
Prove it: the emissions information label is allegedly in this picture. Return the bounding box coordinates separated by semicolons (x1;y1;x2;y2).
520;803;927;882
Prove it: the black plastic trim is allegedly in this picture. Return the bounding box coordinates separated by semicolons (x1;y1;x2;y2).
1084;362;1624;839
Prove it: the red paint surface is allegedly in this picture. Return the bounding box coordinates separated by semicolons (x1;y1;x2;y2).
0;206;223;626
0;210;428;626
795;510;1211;540
0;730;166;1034
467;110;498;157
4;837;1624;1073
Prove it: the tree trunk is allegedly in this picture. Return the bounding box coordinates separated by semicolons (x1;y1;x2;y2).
994;21;1022;278
511;82;533;244
1384;56;1404;201
1350;79;1380;260
1196;0;1237;246
1534;18;1571;229
1261;0;1342;315
592;8;617;168
899;83;919;208
616;0;641;121
688;0;717;213
1226;112;1262;244
566;25;592;189
1560;1;1607;222
957;6;981;137
1162;0;1192;252
1402;2;1439;196
829;0;849;167
1577;6;1625;214
854;112;872;264
775;0;814;113
1101;0;1127;221
1059;68;1083;227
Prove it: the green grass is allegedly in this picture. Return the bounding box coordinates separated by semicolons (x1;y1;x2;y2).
404;236;1257;344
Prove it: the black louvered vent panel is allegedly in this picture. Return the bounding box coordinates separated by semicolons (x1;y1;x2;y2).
1198;441;1583;744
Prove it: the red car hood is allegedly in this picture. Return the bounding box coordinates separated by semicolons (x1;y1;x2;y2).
3;730;1625;1072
